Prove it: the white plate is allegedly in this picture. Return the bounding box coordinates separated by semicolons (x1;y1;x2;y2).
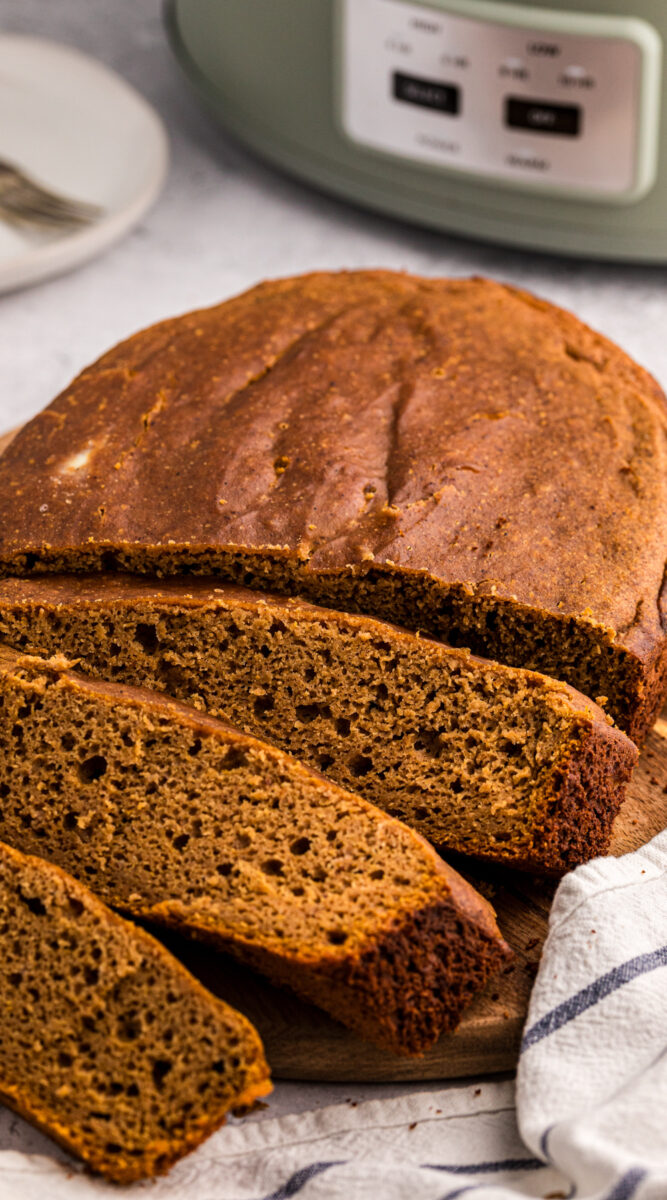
0;34;169;294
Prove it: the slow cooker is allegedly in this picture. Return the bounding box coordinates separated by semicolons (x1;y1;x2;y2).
166;0;666;260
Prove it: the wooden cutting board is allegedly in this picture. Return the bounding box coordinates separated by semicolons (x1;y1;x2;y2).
1;424;666;1083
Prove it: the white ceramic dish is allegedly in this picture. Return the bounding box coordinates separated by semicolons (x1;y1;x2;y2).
0;34;168;293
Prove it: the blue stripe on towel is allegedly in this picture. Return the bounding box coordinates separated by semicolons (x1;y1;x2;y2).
435;1187;476;1200
257;1160;344;1200
247;1155;548;1200
434;1164;646;1200
521;945;667;1052
237;1153;647;1200
604;1167;647;1200
423;1157;546;1174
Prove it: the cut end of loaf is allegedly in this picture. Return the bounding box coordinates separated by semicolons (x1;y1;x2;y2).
304;892;514;1057
150;858;513;1059
528;721;638;875
0;839;271;1182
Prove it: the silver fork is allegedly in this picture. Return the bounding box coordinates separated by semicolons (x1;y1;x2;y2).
0;159;102;230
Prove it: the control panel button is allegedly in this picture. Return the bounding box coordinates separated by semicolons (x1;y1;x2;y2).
505;97;581;137
392;71;460;114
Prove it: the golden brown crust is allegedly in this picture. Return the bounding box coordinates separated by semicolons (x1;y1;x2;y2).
0;272;665;736
0;840;270;1182
0;1075;267;1183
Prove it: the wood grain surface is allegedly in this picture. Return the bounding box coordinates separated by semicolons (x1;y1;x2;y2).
0;424;665;1082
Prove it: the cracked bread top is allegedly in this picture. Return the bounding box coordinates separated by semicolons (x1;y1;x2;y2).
0;271;665;704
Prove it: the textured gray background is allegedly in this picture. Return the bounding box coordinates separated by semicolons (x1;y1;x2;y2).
1;0;666;433
0;0;663;1165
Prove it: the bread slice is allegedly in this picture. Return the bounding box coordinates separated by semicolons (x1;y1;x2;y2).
0;273;665;742
0;838;270;1182
0;647;511;1056
0;574;638;873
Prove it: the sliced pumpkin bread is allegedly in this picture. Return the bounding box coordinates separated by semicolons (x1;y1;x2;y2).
0;273;665;741
0;574;638;873
0;647;512;1056
0;838;269;1182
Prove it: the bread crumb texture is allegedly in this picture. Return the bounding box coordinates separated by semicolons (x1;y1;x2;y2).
0;647;512;1058
0;839;269;1182
0;574;637;873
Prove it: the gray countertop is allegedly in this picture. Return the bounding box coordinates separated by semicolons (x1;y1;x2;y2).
0;0;664;1145
2;0;667;433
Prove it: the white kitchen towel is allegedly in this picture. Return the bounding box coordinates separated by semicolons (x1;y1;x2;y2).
517;826;667;1200
0;829;664;1200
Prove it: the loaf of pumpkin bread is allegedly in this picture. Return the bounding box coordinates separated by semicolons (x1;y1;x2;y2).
0;273;664;741
0;839;270;1182
0;574;638;873
0;647;512;1055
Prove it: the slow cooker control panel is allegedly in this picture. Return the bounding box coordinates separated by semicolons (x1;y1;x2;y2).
339;0;662;200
